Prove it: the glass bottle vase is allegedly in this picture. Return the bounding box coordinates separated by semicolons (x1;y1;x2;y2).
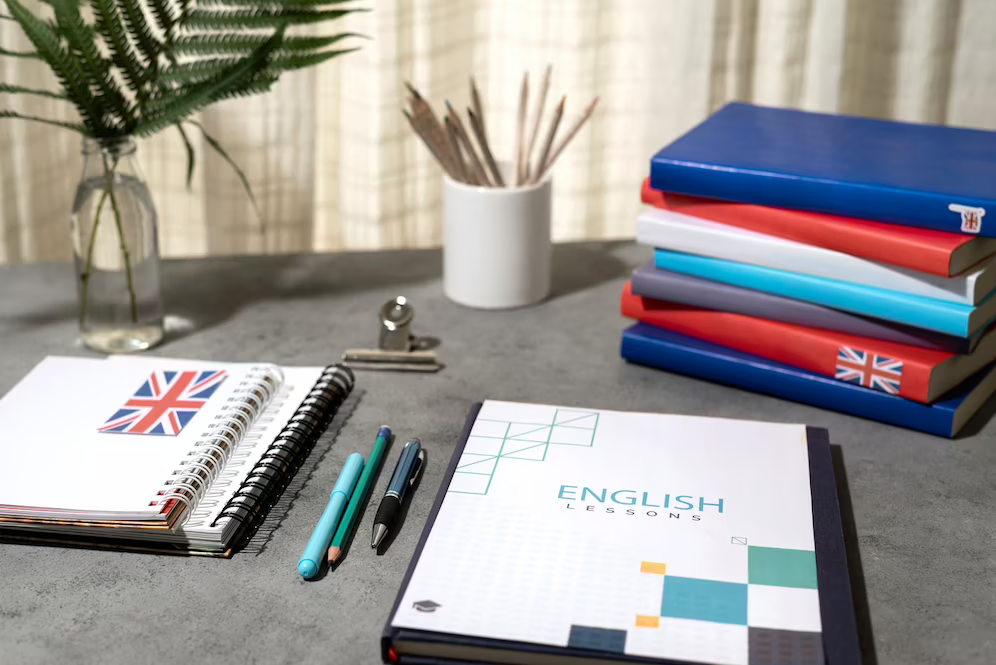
70;137;165;353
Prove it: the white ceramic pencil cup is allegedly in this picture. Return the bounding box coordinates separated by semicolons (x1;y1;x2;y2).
442;174;552;309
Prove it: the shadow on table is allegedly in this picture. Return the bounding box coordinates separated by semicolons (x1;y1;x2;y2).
158;241;638;344
831;444;878;665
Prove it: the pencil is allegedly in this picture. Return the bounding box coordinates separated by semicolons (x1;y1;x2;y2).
523;64;552;182
513;72;529;186
532;95;565;185
445;115;472;184
468;106;505;187
446;100;491;186
403;110;459;180
532;95;599;184
405;82;459;176
328;427;392;564
470;76;487;145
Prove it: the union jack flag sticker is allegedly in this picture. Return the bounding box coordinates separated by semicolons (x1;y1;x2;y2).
99;370;228;436
835;346;903;395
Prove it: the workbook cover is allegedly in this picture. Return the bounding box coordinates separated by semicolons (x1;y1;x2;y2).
385;401;859;665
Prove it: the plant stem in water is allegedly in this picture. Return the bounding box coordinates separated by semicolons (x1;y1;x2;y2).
78;187;110;326
102;152;139;323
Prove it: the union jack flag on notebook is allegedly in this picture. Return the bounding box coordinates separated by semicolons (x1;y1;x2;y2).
99;370;228;436
835;346;903;395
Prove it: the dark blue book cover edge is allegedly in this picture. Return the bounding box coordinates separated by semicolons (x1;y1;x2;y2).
382;404;862;665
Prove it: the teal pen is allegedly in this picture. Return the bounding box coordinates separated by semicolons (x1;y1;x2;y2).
298;452;364;579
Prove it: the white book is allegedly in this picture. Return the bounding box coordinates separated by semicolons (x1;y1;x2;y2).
637;208;996;305
384;400;859;665
0;355;352;555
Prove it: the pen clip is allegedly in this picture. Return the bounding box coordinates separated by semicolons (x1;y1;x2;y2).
408;449;426;487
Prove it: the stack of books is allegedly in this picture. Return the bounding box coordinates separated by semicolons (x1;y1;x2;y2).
621;102;996;437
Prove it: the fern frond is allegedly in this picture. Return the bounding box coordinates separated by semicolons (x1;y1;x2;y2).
149;0;178;43
117;0;162;66
175;121;195;188
0;82;68;99
3;0;105;134
0;109;86;133
184;8;361;29
0;46;40;58
195;0;356;5
172;32;362;56
269;47;358;73
159;56;241;84
51;0;133;129
188;119;261;218
92;0;147;98
136;28;283;137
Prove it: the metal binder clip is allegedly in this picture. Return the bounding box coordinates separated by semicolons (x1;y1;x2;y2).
342;297;443;372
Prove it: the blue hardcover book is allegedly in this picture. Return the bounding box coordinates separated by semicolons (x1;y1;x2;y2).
649;103;996;237
654;249;996;338
621;323;996;438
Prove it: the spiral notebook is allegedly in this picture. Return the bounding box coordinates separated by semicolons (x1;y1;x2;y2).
0;355;354;556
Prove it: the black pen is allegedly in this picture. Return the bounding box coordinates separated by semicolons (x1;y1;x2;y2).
372;438;425;548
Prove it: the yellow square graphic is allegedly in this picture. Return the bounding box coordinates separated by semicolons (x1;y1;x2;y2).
640;561;667;575
635;615;660;629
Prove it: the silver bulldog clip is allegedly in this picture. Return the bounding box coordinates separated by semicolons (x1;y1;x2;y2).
341;297;443;372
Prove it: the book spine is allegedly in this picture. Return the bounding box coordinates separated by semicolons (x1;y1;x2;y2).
155;364;284;519
649;157;996;238
621;283;938;403
620;324;955;437
653;249;976;337
640;178;959;277
637;209;982;304
210;365;355;544
630;264;976;353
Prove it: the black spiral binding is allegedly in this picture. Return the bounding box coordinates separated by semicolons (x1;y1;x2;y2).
210;364;355;543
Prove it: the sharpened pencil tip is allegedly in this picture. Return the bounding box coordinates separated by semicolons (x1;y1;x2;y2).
404;81;421;99
328;547;341;563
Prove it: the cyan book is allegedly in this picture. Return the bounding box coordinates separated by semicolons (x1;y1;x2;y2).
649;103;996;237
383;401;861;665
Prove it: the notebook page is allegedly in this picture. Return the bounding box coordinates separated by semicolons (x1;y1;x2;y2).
0;356;274;517
391;401;820;665
106;356;325;541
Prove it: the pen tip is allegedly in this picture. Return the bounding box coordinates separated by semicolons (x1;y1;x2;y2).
372;524;388;548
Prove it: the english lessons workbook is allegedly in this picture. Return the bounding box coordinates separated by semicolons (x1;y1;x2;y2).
384;400;859;665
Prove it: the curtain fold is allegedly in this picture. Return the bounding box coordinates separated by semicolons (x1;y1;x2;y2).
2;0;995;264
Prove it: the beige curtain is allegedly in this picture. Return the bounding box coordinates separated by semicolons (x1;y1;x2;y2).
2;0;995;264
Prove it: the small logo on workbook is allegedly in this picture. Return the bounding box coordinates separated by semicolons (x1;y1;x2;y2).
413;600;441;613
99;370;227;436
949;204;986;234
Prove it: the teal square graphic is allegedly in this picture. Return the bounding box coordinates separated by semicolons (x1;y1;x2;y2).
748;546;818;589
661;576;748;625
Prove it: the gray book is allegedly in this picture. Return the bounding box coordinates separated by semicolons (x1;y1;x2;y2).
631;261;983;354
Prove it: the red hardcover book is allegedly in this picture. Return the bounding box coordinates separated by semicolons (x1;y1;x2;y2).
621;281;996;404
641;178;996;277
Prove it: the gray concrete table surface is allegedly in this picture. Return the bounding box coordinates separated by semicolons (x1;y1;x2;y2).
0;242;993;665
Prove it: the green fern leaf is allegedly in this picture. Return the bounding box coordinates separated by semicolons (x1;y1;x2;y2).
0;109;86;133
149;0;178;43
92;0;147;98
270;47;358;73
0;46;40;58
188;119;261;219
136;28;283;137
51;0;134;129
172;32;362;56
174;121;196;188
159;57;241;85
0;82;68;99
195;0;357;5
117;0;162;66
3;0;106;134
184;8;361;29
